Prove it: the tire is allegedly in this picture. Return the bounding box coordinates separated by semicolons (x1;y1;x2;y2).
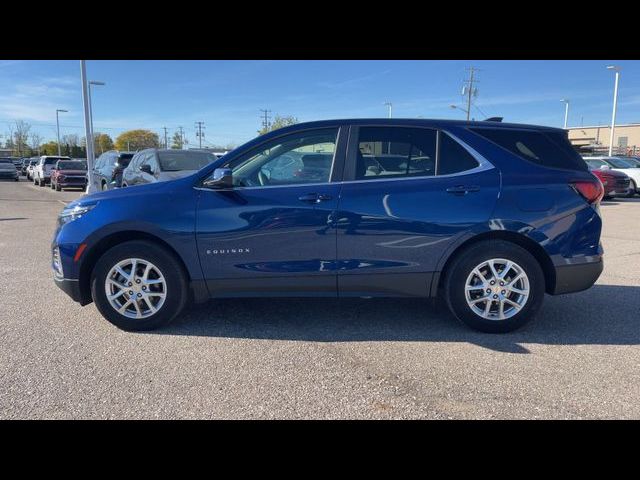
56;183;62;191
101;182;107;191
629;180;637;198
91;240;189;331
443;239;545;333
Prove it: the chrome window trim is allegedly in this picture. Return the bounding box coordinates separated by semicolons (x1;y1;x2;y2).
442;130;494;171
194;127;494;192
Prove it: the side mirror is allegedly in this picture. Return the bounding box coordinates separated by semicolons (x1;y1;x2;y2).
204;168;233;189
600;165;611;170
140;164;153;175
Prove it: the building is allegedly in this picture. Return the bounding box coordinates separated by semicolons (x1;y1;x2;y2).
567;123;640;155
0;148;14;157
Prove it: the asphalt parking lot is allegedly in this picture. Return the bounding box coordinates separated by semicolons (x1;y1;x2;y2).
0;178;639;419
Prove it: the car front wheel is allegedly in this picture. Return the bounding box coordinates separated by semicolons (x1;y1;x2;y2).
444;240;545;333
91;240;188;331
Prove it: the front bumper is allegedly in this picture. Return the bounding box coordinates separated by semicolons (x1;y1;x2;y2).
54;277;84;303
0;172;18;179
552;258;603;295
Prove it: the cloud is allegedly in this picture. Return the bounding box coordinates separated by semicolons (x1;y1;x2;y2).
317;70;392;89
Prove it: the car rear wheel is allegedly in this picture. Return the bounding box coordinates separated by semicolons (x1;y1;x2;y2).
91;240;188;331
629;180;637;197
56;183;62;191
444;240;545;333
101;182;107;191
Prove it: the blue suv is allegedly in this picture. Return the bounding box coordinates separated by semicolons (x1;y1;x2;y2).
52;119;604;333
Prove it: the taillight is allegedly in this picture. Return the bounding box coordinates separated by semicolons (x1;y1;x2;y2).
572;179;604;204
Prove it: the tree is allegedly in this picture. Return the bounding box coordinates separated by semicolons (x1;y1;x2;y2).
258;115;298;135
13;120;31;156
171;131;184;149
41;141;59;156
61;134;80;157
29;132;43;155
94;133;114;154
115;129;160;151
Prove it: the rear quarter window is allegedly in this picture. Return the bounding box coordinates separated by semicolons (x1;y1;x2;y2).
470;128;587;171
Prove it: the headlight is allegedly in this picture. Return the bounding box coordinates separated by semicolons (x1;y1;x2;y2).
58;203;97;225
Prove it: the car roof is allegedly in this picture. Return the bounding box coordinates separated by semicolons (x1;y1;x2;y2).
261;118;565;132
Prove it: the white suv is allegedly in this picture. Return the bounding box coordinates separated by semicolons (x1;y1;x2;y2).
33;155;70;187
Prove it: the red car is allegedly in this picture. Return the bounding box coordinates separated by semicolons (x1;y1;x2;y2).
50;159;88;191
589;167;631;199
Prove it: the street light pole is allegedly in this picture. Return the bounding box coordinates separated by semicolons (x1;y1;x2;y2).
560;99;570;129
80;61;98;194
450;104;469;117
88;81;105;156
55;109;68;156
384;101;392;118
607;65;621;156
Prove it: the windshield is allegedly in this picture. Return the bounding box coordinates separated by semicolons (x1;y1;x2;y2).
158;151;215;171
57;161;87;170
585;159;608;169
607;158;633;168
44;157;68;165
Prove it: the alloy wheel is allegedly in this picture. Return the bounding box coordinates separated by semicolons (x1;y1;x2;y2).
464;258;530;321
104;258;167;319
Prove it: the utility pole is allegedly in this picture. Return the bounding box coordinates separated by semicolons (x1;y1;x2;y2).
259;109;271;132
195;121;205;149
163;127;168;149
463;67;479;122
178;126;185;150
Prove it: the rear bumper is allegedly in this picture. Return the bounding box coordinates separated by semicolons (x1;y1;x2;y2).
552;258;603;295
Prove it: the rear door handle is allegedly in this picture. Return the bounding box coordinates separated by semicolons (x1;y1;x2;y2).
298;193;333;204
446;185;480;195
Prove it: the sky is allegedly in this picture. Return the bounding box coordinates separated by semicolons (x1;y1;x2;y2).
1;60;639;148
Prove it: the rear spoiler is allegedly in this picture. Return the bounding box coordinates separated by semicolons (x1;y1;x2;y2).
484;117;503;122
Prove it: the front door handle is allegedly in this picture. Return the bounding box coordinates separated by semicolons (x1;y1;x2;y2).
298;193;333;204
446;185;480;195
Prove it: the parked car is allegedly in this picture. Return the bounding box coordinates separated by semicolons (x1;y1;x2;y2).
50;160;88;191
585;160;631;199
53;119;604;334
91;151;134;191
33;155;71;187
620;156;640;167
121;149;216;187
26;159;38;180
583;156;640;197
20;158;33;176
10;157;23;171
0;158;19;181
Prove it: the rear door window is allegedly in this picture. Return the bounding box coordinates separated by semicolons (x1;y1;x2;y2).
470;128;587;171
355;127;437;180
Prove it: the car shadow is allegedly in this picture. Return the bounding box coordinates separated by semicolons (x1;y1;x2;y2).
148;284;640;353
